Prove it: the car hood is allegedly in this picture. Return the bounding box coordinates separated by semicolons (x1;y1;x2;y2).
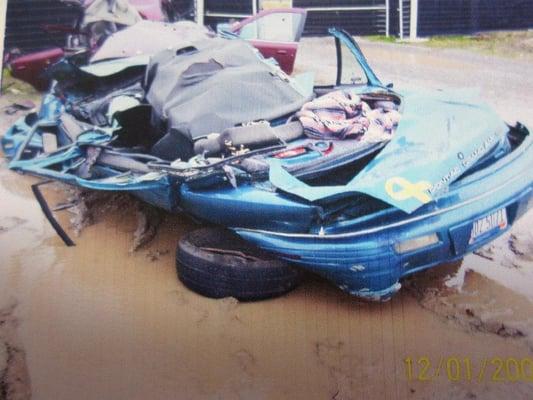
268;88;509;213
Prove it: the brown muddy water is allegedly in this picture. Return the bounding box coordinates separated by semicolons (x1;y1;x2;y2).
1;40;533;400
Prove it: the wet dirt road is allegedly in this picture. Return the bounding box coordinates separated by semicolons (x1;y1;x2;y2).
1;39;533;399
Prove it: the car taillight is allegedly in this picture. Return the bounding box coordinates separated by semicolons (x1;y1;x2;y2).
274;146;307;159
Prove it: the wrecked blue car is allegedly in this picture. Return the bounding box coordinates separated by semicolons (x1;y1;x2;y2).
2;29;532;301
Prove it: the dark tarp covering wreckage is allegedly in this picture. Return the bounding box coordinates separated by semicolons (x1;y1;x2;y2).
145;38;313;161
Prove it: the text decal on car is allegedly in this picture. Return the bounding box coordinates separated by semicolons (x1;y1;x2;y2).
469;208;508;245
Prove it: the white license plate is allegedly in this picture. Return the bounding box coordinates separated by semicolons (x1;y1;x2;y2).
469;208;508;245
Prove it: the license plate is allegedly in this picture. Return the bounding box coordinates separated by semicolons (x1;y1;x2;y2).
469;208;508;245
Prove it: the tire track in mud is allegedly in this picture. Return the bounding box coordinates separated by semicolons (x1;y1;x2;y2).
0;304;31;400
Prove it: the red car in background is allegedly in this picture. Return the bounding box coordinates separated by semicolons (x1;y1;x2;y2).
219;8;307;75
7;0;174;90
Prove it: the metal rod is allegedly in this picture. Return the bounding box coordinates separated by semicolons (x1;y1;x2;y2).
0;0;7;94
31;181;75;247
12;123;41;162
204;12;251;18
410;0;419;40
305;6;386;12
399;0;404;39
196;0;204;26
385;0;390;37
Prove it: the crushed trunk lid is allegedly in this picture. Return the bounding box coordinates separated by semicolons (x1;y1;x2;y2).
268;89;509;213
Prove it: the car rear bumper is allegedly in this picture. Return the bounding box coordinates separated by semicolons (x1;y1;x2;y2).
236;130;533;301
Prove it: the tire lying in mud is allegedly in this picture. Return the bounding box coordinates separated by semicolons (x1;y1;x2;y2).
176;228;301;301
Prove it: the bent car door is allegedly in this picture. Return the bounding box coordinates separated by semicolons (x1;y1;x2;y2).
231;8;307;74
313;28;385;95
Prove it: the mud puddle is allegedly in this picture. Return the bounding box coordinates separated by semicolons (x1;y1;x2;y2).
1;166;533;399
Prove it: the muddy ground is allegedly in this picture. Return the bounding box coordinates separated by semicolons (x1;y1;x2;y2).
1;38;533;399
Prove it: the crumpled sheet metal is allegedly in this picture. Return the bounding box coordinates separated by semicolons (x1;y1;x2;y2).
91;20;212;63
269;89;509;214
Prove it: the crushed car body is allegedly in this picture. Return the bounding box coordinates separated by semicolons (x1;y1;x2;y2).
2;28;532;301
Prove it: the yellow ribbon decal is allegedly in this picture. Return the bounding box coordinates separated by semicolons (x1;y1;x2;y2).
385;177;433;204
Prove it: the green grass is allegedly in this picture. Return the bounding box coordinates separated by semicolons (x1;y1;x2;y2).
363;31;533;59
1;68;41;96
425;35;476;46
423;34;501;51
365;35;399;44
426;31;533;58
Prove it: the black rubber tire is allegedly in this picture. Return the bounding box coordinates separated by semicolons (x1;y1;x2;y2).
176;228;301;301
